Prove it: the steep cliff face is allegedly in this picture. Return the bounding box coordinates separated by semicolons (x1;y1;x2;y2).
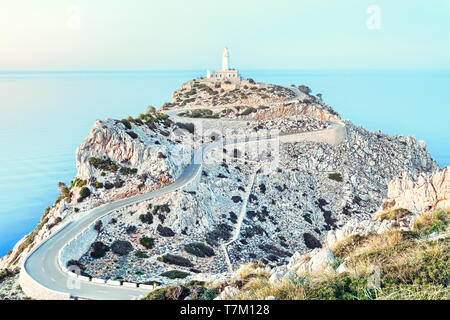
0;115;184;270
0;78;444;298
76;119;182;180
73;118;184;206
382;166;449;212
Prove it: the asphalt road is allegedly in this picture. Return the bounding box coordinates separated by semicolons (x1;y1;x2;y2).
22;85;306;300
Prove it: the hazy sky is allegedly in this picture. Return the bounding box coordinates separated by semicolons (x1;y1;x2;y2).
1;0;449;71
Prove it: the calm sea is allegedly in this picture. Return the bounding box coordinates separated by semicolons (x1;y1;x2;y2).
0;70;448;257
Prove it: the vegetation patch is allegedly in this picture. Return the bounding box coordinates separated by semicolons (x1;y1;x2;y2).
0;269;16;284
120;119;132;129
89;157;117;172
143;281;219;300
119;167;138;175
90;241;109;259
373;208;411;222
160;270;191;279
140;236;155;249
157;224;175;237
126;131;138;139
111;240;133;256
303;233;322;249
240;107;257;116
158;254;193;267
77;187;91;202
175;122;195;134
71;178;87;188
412;209;449;236
135;250;149;259
95;182;103;189
205;223;233;246
328;173;343;182
139;212;153;224
188;109;219;119
184;242;215;258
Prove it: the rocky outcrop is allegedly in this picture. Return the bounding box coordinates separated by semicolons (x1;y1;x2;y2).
0;77;444;298
0;116;184;270
236;100;340;122
382;166;449;212
76;118;182;182
171;79;295;107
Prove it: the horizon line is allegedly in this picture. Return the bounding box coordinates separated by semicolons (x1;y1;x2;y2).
1;68;450;74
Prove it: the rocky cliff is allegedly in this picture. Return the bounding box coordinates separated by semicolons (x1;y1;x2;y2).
382;166;449;213
0;78;445;300
0;113;184;270
144;168;450;300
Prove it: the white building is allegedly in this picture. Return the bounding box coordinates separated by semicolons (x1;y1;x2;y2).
208;48;241;82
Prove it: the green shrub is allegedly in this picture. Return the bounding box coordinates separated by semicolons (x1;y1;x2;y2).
104;182;114;190
176;122;195;134
140;237;155;249
199;288;220;300
78;187;91;202
303;233;322;249
205;223;233;246
413;209;449;236
119;167;138;175
144;284;190;300
184;242;215;258
160;270;190;279
240;107;257;116
139;212;153;224
135;250;149;259
121;119;132;130
126;131;138;139
90;241;109;258
303;213;312;224
0;269;15;283
304;275;375;300
94;220;102;232
298;85;311;94
328;173;343;182
146;106;156;114
95;182;103;189
58;182;71;198
157;224;175;237
72;178;87;188
258;244;291;257
89;157;118;173
111;240;133;256
158;254;193;267
108;164;118;172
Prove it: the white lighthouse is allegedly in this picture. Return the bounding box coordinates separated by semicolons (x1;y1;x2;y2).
211;48;241;83
222;47;230;71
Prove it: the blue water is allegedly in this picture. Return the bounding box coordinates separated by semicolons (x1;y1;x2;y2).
0;70;448;257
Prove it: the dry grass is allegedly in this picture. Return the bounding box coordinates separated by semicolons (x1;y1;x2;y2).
233;277;305;300
225;209;450;300
413;209;449;234
373;208;410;222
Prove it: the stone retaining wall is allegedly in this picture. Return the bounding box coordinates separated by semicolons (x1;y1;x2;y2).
19;264;70;300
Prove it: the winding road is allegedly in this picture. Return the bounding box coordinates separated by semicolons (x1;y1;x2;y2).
19;85;342;300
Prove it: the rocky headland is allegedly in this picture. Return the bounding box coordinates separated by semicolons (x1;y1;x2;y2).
0;77;447;300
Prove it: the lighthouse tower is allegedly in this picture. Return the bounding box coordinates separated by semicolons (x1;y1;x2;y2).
222;47;230;71
211;48;241;84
